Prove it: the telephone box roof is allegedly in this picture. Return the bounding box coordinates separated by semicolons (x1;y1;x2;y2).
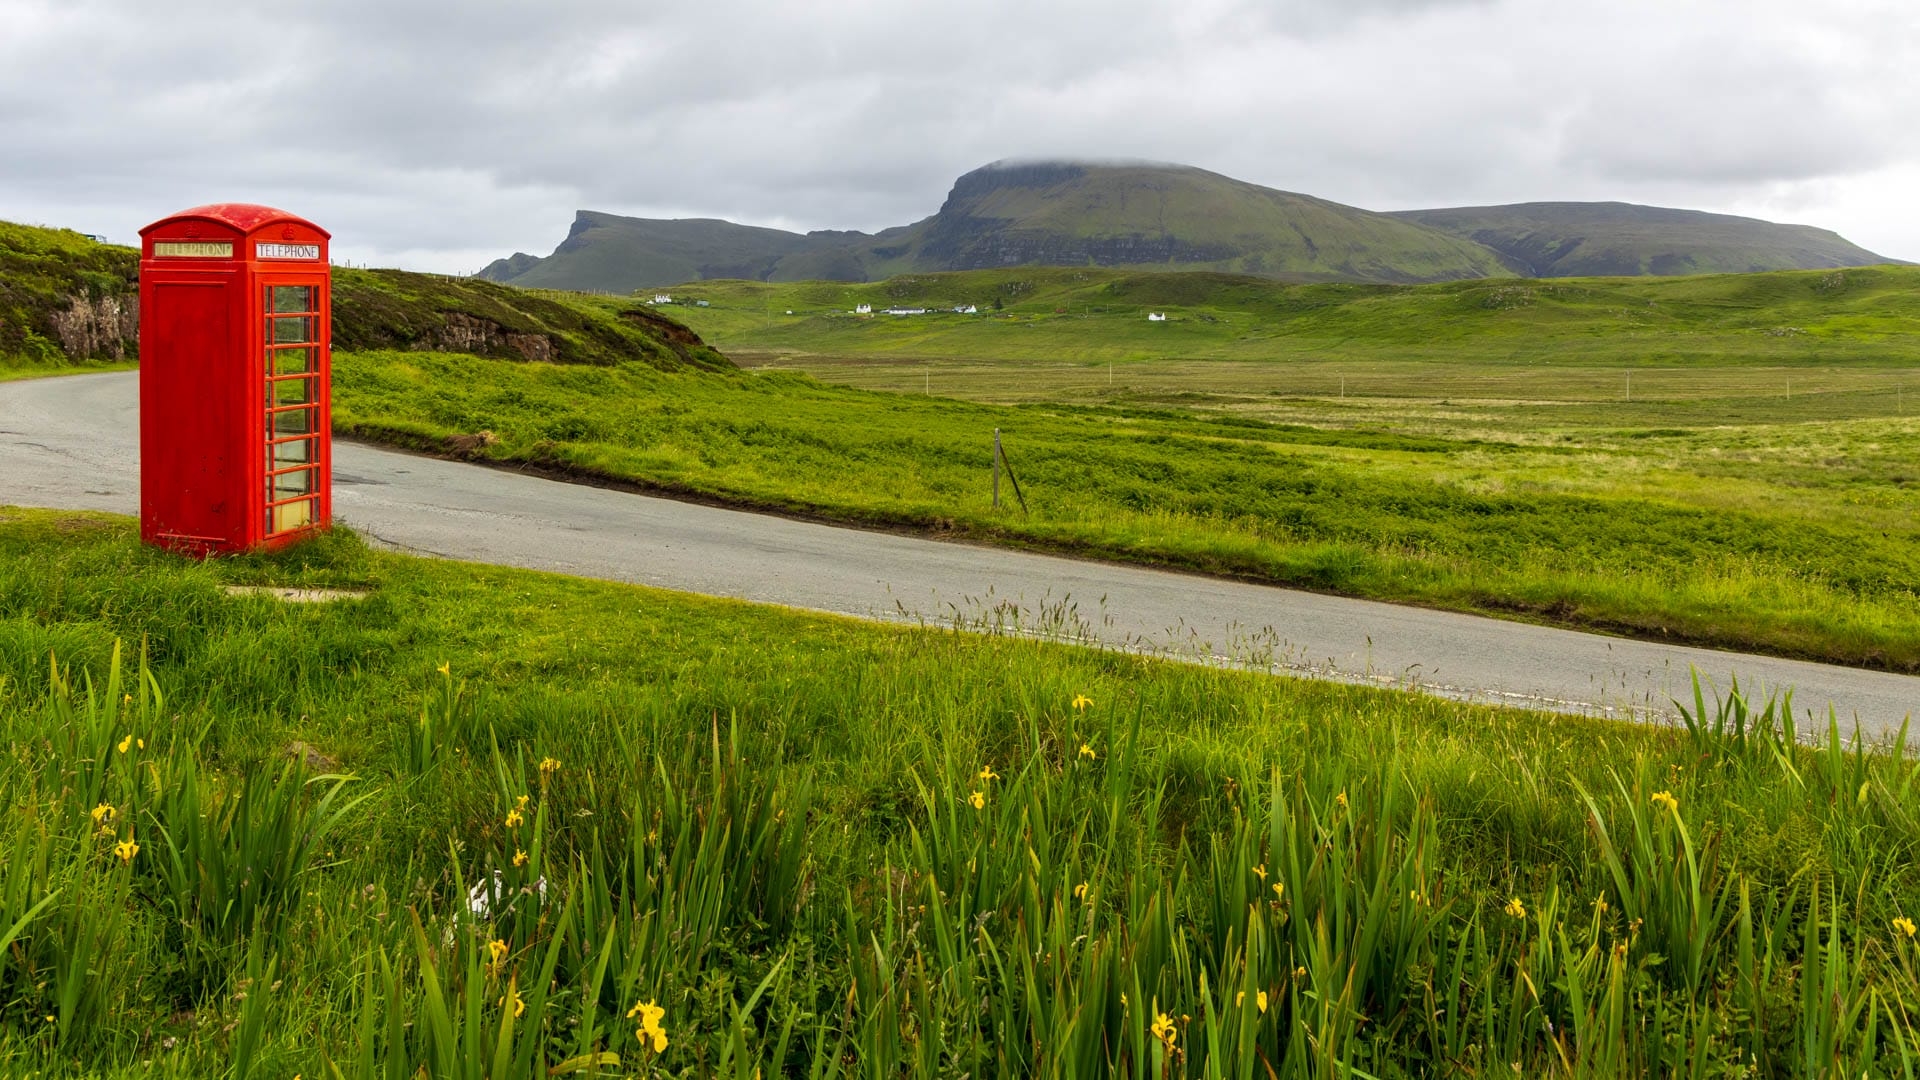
140;204;331;238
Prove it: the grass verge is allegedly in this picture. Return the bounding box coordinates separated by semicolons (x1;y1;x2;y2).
0;507;1916;1075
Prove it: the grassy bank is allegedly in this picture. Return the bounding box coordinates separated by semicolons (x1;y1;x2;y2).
0;507;1916;1075
333;348;1920;671
0;218;733;379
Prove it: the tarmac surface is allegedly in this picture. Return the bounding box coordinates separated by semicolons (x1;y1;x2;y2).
4;370;1916;735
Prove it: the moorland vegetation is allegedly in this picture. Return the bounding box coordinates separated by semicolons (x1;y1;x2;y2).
0;509;1916;1076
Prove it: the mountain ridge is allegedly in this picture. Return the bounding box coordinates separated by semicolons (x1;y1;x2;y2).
479;160;1891;290
1390;201;1887;277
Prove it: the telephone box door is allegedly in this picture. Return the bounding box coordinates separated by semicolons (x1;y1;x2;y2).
261;277;330;539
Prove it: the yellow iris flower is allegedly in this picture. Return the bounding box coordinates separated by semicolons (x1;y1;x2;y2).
627;1000;668;1053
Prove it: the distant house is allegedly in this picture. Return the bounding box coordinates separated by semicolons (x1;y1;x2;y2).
854;303;872;315
1147;312;1168;322
954;304;978;314
785;310;793;315
652;294;672;304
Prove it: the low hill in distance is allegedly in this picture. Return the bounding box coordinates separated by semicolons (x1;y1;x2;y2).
0;219;730;376
478;159;1893;291
1392;202;1890;277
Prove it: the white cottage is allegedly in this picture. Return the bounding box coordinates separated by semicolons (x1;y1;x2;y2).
1147;312;1168;322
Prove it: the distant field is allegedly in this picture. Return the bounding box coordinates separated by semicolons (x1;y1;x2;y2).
731;352;1920;423
651;264;1920;369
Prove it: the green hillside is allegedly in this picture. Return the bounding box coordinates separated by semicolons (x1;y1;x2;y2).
652;263;1920;367
0;219;730;377
1393;202;1892;277
0;221;139;373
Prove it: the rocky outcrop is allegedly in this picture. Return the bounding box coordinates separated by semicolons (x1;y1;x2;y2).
48;293;137;360
427;312;554;363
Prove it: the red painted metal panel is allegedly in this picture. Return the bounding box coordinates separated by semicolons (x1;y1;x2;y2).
139;277;242;554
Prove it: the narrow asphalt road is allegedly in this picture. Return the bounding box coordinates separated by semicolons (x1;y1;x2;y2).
4;370;1916;734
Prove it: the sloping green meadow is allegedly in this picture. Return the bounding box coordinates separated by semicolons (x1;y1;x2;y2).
653;264;1920;366
0;508;1916;1076
333;350;1920;671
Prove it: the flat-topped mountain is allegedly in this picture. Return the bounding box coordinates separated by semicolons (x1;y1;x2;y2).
845;160;1514;283
479;161;1893;290
484;212;883;293
1391;202;1888;277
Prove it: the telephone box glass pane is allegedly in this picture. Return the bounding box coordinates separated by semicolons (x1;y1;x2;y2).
270;286;313;313
273;467;315;500
271;438;314;469
270;500;315;534
271;377;314;407
273;407;317;436
270;347;313;376
271;317;314;344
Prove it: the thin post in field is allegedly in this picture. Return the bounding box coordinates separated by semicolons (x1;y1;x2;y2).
993;428;1001;509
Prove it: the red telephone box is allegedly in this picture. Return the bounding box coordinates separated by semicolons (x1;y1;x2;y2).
138;204;332;555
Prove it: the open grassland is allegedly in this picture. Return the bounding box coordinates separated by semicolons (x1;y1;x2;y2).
332;346;1920;672
651;264;1920;367
0;507;1916;1076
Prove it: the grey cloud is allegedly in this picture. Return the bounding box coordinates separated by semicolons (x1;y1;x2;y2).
2;0;1917;269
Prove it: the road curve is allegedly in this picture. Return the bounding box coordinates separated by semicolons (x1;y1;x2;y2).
4;371;1916;734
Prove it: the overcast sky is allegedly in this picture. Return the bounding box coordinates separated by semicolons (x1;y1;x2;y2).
5;0;1916;273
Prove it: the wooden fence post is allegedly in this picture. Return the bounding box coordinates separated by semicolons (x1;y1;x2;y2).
993;428;1001;509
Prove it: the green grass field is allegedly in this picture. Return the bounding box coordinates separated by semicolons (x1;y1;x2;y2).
1;506;1916;1076
332;343;1920;672
652;264;1920;367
